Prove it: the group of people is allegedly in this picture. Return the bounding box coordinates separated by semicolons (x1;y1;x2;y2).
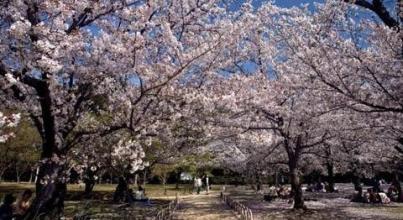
264;185;292;201
360;188;391;204
306;181;338;193
113;177;149;205
193;176;209;195
353;179;399;204
0;190;33;220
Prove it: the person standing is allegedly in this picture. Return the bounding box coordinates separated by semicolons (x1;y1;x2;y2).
196;177;202;194
206;176;209;194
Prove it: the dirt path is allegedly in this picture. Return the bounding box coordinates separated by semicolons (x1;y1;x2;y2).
173;192;239;220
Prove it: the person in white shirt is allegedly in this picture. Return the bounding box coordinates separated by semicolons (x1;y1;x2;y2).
196;177;202;194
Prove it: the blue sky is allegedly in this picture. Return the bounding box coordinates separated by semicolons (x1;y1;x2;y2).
231;0;398;15
230;0;324;10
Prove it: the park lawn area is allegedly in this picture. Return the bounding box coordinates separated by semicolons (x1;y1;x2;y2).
0;182;193;197
226;184;403;220
0;182;223;199
0;182;214;219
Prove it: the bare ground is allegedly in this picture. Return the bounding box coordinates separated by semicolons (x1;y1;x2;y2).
226;184;403;220
173;192;239;220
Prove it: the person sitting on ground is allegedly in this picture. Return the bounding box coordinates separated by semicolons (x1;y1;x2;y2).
378;192;391;204
368;188;380;203
13;189;33;218
387;185;399;202
135;187;151;205
0;194;16;220
362;189;370;203
277;186;290;199
306;183;314;192
314;181;325;192
264;186;278;201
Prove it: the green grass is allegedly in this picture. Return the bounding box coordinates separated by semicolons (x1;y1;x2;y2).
0;182;221;198
0;182;221;218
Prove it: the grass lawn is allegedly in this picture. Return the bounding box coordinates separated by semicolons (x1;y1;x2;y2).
0;182;221;219
0;182;175;218
0;182;213;198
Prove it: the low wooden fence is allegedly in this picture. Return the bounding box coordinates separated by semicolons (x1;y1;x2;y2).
154;194;179;220
69;194;179;220
220;192;253;220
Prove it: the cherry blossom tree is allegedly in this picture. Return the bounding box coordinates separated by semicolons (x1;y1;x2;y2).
268;0;402;201
178;0;401;209
0;0;241;217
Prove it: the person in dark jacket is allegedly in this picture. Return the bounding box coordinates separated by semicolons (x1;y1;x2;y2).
0;194;15;220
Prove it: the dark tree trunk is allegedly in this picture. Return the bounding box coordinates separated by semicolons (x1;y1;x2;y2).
113;177;128;203
256;172;262;191
24;161;67;219
84;180;95;197
353;175;363;201
0;166;9;182
392;172;403;202
24;74;67;218
175;172;180;189
29;169;33;184
326;162;335;193
83;169;96;197
286;136;305;209
274;171;279;187
290;167;304;209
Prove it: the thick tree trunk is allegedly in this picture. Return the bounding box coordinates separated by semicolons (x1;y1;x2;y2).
352;175;363;202
19;3;68;218
83;169;96;197
113;177;128;203
290;168;304;209
286;137;305;210
24;161;67;219
326;162;335;193
84;180;95;197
